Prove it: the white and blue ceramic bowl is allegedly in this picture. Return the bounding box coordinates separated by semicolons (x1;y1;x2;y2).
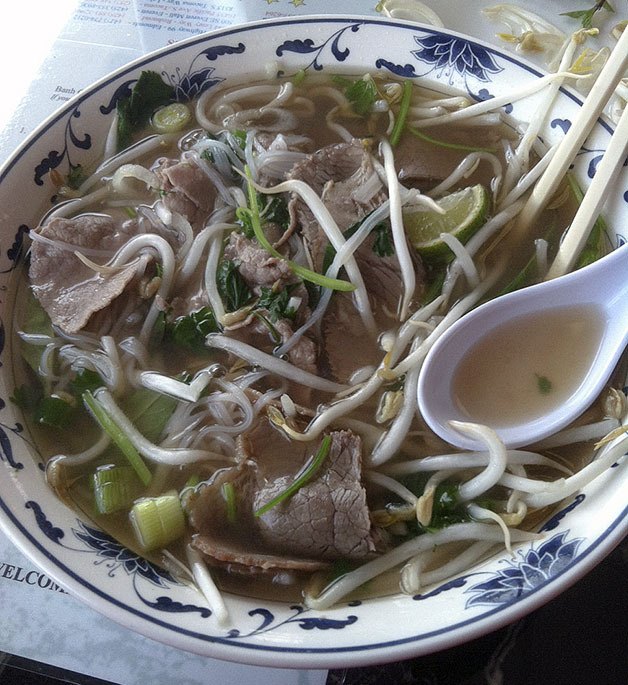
0;16;626;669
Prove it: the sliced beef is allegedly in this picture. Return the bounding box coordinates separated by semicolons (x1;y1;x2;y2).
186;417;377;574
189;464;329;575
29;214;143;334
223;232;296;293
287;140;387;269
154;158;216;226
394;127;508;190
227;315;318;380
251;423;376;560
321;292;383;383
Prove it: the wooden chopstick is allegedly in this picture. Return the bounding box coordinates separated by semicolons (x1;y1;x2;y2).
513;27;628;246
545;101;628;279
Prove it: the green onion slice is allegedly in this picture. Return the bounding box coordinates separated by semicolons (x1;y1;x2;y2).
83;390;152;486
390;79;413;147
130;491;186;551
93;465;142;515
254;435;332;517
221;482;238;524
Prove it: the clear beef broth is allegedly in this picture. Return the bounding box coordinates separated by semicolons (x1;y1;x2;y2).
12;72;613;605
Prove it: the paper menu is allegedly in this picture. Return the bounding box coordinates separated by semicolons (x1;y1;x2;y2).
0;529;327;685
1;0;618;162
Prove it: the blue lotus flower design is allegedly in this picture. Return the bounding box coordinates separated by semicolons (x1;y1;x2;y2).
73;521;172;586
412;34;503;83
465;532;584;607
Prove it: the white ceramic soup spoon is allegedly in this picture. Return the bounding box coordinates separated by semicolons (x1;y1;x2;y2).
417;242;628;451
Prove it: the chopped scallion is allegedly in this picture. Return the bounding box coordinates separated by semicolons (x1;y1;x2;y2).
390;79;413;147
93;465;142;514
83;390;152;486
221;482;237;524
129;491;186;551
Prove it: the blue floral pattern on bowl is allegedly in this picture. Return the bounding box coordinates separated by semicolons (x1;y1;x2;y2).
0;16;626;668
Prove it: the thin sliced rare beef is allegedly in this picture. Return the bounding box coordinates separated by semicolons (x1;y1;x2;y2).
287;140;387;269
29;214;145;334
186;417;377;574
154;158;217;226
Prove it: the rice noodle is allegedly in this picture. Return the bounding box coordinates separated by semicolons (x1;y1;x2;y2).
94;389;221;465
205;334;348;394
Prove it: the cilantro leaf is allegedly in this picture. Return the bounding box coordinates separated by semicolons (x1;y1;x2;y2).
561;1;614;28
333;75;378;116
116;71;175;150
257;286;297;322
165;307;218;352
372;222;395;257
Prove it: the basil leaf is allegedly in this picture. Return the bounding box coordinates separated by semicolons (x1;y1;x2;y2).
217;259;253;312
121;387;178;444
166;307;218;352
117;71;175;150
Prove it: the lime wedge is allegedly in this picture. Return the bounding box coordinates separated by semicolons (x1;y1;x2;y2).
404;184;489;263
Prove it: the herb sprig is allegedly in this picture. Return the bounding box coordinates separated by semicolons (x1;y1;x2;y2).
561;1;615;29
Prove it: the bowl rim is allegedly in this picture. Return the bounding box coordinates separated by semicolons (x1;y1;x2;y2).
0;13;626;670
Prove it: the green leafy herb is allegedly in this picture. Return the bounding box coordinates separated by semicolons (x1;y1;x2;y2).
231;129;247;150
235;205;256;238
567;172;611;268
498;219;559;296
217;259;254;312
372;223;395;257
560;1;614;28
70;369;105;396
536;374;553;395
242;167;355;292
262;195;291;231
121;387;178;444
426;484;474;531
256;286;297;322
19;291;54;373
254;435;332;517
10;384;43;414
117;70;175;151
401;478;471;531
12;368;103;431
322;218;394;273
390;79;413;147
421;266;447;305
165;307;219;351
333;75;379;116
237;194;290;238
36;396;75;429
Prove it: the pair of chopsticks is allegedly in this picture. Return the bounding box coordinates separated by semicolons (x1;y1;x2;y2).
514;26;628;280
